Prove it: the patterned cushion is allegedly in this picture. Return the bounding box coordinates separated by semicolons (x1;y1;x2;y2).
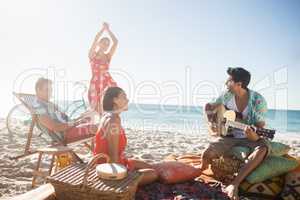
281;159;300;200
246;156;299;184
270;141;291;156
240;176;285;199
230;142;291;162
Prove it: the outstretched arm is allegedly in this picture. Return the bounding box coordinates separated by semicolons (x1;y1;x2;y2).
105;23;118;59
89;25;105;59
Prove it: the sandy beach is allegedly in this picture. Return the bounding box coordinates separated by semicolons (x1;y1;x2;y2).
0;117;299;199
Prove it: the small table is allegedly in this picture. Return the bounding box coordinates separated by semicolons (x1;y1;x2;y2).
32;146;73;188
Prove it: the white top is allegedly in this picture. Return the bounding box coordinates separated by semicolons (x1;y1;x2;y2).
225;96;248;138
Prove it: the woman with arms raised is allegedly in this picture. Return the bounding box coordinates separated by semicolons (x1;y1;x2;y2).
88;22;118;113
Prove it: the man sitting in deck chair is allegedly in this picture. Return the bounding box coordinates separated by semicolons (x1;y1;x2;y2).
33;77;97;144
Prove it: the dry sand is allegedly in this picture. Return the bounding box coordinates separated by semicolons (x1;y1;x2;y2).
0;118;299;199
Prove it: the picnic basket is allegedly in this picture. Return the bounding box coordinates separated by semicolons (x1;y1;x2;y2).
47;153;143;200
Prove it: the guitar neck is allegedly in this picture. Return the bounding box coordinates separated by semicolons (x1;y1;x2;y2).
226;120;275;139
227;120;248;131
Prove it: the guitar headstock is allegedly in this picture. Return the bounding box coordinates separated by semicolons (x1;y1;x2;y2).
256;128;276;140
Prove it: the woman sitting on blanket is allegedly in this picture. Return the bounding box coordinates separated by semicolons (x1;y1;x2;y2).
93;86;158;185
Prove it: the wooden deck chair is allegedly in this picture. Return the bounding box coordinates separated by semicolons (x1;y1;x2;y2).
9;92;96;163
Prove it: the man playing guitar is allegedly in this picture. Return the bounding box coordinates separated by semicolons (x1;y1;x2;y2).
200;67;271;200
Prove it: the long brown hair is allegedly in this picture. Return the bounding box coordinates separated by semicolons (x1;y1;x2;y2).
102;87;124;112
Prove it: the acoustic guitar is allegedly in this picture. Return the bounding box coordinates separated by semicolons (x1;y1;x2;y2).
206;104;275;139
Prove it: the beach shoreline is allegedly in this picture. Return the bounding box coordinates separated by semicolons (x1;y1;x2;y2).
0;118;299;198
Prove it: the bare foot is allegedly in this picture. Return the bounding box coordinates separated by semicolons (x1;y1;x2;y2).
224;184;239;200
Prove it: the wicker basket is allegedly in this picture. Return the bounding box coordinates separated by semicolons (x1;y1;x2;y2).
47;154;142;200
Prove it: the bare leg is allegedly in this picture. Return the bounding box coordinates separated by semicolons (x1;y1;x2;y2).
199;151;211;171
95;102;103;114
224;146;267;200
199;146;221;171
200;137;236;171
89;100;102;114
138;169;158;186
130;159;158;186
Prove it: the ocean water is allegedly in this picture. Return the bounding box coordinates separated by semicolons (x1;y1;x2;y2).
10;100;300;140
120;104;300;138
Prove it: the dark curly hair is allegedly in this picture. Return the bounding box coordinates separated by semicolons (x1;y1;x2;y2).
227;67;251;89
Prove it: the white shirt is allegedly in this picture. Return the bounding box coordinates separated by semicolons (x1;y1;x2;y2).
225;96;248;138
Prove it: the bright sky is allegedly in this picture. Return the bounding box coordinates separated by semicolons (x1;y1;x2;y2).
0;0;300;116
